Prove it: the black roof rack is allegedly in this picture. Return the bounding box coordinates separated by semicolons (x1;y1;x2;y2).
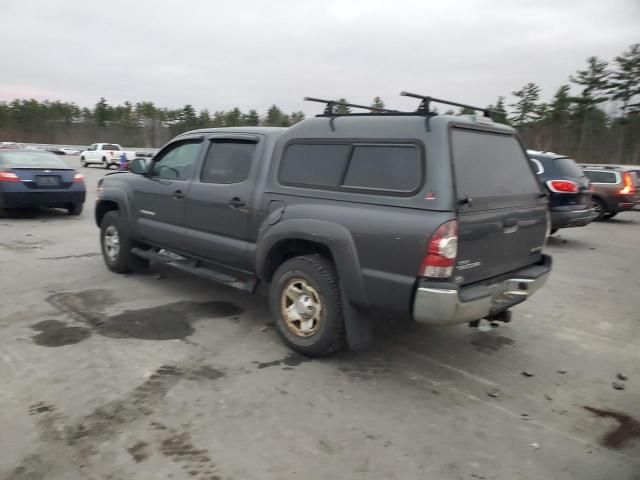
400;91;493;118
303;97;400;115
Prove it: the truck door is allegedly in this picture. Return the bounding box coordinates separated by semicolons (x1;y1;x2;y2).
182;135;261;270
131;137;204;251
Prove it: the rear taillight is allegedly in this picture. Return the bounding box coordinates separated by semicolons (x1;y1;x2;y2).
546;179;579;193
620;172;635;195
73;173;84;183
420;220;458;278
0;171;20;182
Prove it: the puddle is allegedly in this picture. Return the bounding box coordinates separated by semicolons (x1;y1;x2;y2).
45;290;244;343
470;334;515;354
255;353;312;369
30;320;91;347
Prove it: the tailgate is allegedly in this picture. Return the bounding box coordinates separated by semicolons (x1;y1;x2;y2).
451;128;547;285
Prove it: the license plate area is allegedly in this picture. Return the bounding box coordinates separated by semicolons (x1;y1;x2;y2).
36;175;61;187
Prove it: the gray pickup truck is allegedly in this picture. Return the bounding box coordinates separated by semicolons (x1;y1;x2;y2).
95;93;552;356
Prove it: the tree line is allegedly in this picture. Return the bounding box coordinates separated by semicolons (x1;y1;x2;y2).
0;43;638;163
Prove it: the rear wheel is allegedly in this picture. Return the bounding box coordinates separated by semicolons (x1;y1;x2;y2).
80;156;87;167
102;157;109;169
67;203;83;216
100;211;148;273
592;198;606;221
270;255;346;357
603;212;618;220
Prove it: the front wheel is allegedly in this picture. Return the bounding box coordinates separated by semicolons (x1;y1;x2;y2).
100;211;148;273
270;255;346;357
102;157;109;169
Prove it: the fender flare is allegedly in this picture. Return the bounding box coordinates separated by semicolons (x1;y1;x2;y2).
256;218;369;308
95;189;133;229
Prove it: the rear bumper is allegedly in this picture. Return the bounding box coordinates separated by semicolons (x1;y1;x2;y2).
0;191;86;208
413;255;552;326
550;208;594;229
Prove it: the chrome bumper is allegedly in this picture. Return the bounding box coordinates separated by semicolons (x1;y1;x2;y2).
413;257;551;326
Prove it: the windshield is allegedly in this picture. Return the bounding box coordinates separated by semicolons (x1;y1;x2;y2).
0;151;71;169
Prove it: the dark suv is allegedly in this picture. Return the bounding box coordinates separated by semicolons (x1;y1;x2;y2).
95;93;552;356
580;164;640;220
527;150;593;234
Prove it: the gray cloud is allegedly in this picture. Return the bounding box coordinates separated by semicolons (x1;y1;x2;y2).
1;0;638;115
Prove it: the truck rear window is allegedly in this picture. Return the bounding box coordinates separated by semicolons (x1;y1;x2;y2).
451;129;540;200
103;144;120;151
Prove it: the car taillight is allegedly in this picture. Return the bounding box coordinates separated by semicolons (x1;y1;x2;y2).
546;179;579;193
0;171;20;182
420;220;458;278
620;172;635;195
73;173;84;183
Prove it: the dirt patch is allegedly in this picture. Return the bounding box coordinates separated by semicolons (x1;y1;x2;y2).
30;320;91;347
29;402;55;415
188;366;225;381
161;432;221;479
39;252;100;260
127;441;150;463
470;334;515;354
584;406;640;449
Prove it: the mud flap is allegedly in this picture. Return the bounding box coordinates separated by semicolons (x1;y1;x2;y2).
340;283;372;351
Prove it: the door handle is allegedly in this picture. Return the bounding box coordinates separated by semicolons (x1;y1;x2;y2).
173;190;185;200
503;218;518;228
228;197;246;208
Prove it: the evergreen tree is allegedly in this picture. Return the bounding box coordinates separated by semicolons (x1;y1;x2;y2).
198;109;211;127
94;97;110;126
289;111;305;125
224;107;242;127
263;105;286;126
547;85;572;124
487;96;509;124
211;110;226;127
608;44;640;116
509;83;541;127
243;109;260;126
335;98;351;115
570;56;610;110
371;96;385;110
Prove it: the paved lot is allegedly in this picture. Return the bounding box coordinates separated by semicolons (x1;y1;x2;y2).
1;156;639;480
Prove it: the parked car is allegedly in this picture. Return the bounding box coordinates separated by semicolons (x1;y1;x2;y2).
0;149;86;215
580;164;640;220
44;147;66;155
0;142;19;149
527;150;593;234
95;94;551;357
80;143;137;169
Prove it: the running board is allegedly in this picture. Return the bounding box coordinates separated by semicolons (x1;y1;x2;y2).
131;247;258;293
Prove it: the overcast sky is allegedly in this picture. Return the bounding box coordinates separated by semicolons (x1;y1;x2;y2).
1;0;638;115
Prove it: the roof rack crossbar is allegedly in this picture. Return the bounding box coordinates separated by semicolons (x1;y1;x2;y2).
400;91;493;118
303;96;399;114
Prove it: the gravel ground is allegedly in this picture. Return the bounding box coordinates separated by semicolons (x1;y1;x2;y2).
1;156;639;480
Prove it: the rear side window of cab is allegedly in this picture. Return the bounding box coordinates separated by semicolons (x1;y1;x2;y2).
278;142;424;195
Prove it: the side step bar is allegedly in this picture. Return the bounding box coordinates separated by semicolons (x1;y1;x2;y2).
131;247;258;293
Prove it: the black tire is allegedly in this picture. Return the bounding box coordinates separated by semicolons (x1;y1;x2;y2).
102;157;109;169
603;212;618;220
67;203;83;216
100;210;148;273
592;198;606;221
550;227;559;235
269;254;346;357
80;156;87;167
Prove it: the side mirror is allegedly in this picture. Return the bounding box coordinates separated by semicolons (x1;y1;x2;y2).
129;158;148;175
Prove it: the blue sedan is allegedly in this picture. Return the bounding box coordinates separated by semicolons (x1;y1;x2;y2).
0;149;86;215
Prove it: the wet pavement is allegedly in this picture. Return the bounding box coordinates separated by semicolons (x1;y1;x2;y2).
0;157;639;479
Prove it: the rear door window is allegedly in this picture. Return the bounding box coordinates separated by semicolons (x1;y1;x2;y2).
201;141;256;184
451;128;540;207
